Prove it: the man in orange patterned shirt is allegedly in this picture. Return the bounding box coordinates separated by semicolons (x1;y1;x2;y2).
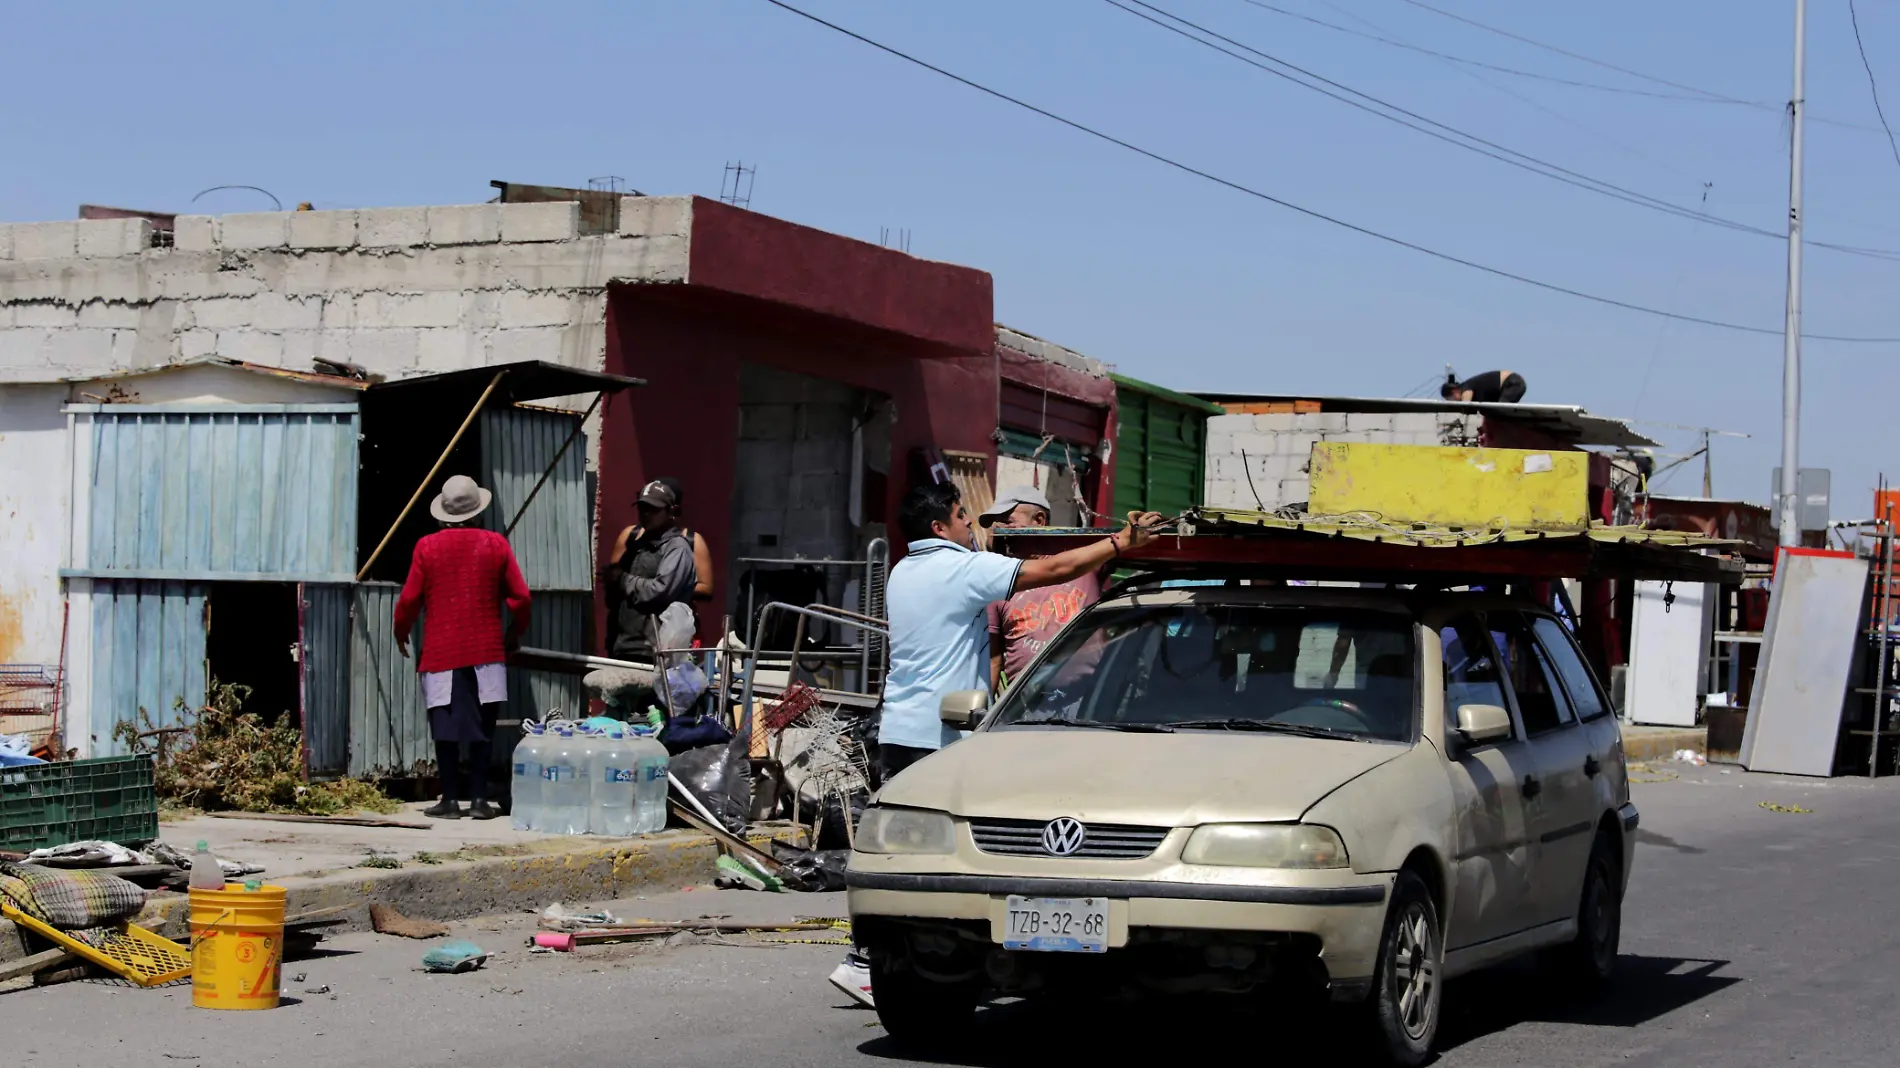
981;486;1106;693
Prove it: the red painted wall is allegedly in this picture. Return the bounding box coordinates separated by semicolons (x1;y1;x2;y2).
598;287;997;644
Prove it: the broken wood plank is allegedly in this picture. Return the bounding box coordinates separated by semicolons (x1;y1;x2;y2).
0;948;74;984
207;811;430;829
667;800;784;874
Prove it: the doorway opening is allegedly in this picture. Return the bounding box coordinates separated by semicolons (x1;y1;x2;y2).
205;583;301;727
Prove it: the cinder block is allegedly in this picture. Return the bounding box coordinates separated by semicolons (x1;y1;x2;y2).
221;212;289;251
320;293;356;330
783;506;838;547
1252;412;1300;433
793;471;845;510
173;215;219;252
618;196;691;238
500;202;579;243
1391;412;1439;434
212;329;283;365
288;209;358;250
356;206;429;249
497;290;574;329
42;328;117;369
77;218;153;258
177;329;217;360
416;328;484;372
791;439;846;474
358;290;463;329
14;303;78;328
248;293;324;331
349;328;423;372
11;221;78;260
0;328;50;369
1293;412;1347;433
1208;413;1254;435
189;296;258;330
77;301;142;329
1346;412;1394;433
1279;477;1311;504
738;403;797;442
427;204;502;246
487;326;566;365
0;225;14;260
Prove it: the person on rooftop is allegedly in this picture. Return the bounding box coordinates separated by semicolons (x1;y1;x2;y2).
1442;370;1527;404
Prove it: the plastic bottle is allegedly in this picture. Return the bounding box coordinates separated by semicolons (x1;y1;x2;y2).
509;722;547;832
628;729;671;834
540;726;585;835
189;840;225;890
590;728;638;837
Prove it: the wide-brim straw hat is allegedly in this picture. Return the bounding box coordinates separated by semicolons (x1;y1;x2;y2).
430;475;493;524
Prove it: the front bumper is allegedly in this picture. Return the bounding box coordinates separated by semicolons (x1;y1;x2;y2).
846;867;1394;988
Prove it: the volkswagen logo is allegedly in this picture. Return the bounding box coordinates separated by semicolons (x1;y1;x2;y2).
1041;817;1088;857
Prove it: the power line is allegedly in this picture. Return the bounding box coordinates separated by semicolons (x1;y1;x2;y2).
759;0;1900;343
1239;0;1739;105
1390;0;1881;135
1112;0;1900;262
1849;0;1900;175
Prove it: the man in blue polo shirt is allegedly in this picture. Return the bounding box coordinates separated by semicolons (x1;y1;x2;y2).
874;481;1162;782
828;482;1161;1007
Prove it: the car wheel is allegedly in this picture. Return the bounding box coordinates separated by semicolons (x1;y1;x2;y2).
1548;832;1622;991
1363;870;1442;1067
870;950;980;1047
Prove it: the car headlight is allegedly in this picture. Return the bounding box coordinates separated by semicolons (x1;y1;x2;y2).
1182;823;1349;869
855;806;956;855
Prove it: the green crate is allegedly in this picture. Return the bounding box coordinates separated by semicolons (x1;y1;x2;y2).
0;755;159;852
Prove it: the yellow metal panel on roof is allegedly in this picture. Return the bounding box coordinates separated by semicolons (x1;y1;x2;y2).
1308;442;1590;531
1194;507;1734;550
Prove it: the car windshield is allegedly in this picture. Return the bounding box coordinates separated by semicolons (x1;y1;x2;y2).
989;602;1416;742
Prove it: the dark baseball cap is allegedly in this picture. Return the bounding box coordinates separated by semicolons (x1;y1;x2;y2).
637;480;678;510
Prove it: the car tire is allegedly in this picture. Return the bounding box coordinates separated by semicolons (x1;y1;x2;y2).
1362;869;1442;1067
1548;832;1622;992
870;950;980;1048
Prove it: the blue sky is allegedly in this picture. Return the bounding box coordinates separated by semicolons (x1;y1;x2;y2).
4;1;1897;512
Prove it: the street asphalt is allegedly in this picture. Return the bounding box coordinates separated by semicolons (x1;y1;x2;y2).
6;760;1896;1067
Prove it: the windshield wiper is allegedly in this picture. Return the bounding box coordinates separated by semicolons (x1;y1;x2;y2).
1009;715;1175;733
1166;718;1365;741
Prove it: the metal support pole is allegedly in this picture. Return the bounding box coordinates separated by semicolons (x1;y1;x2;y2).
504;391;604;538
1777;0;1807;548
1874;476;1894;777
356;370;507;581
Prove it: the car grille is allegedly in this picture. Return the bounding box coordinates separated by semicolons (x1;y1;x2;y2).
968;818;1172;860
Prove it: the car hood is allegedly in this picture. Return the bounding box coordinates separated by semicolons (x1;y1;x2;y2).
875;727;1409;826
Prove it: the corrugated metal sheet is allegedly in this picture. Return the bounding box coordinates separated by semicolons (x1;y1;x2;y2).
300;584;352;777
348;583;430;778
1113;386;1207;518
74;407;359;581
480;406;590;591
89;579;206;754
492;591;589;772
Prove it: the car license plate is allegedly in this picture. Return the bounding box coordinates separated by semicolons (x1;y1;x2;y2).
1003;896;1108;953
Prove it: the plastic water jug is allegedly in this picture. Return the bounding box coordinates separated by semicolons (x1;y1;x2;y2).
590;728;638;837
627;730;671;834
509;722;547;832
540;727;585;835
189;840;225;890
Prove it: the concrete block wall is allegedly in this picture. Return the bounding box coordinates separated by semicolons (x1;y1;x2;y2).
0;198;691;386
1203;409;1496;512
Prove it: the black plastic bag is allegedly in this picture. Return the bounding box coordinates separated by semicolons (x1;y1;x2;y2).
772;847;850;893
668;732;753;835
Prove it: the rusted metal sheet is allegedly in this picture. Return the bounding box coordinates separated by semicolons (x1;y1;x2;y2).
479;406;591;591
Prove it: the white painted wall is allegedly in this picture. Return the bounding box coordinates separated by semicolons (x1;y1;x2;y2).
0;383;73;668
1626;580;1712;727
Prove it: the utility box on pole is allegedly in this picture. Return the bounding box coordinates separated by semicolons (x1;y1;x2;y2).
1769;467;1830;533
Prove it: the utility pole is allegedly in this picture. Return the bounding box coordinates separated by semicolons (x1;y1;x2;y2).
1777;0;1807;547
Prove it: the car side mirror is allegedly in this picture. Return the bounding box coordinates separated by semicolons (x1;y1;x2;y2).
939;690;989;730
1455;703;1513;745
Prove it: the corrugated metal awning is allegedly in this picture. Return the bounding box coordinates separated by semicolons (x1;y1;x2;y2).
369;361;644;405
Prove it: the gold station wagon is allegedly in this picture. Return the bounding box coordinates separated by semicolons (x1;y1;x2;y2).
847;584;1637;1065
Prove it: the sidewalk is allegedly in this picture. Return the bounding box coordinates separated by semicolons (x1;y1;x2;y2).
1;804;801;965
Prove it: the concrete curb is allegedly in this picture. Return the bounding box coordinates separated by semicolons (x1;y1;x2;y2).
1624;726;1708;764
2;827;791;967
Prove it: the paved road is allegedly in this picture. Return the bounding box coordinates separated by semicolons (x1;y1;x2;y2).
9;762;1898;1067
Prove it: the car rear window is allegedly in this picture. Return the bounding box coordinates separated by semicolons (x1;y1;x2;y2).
989;603;1416;742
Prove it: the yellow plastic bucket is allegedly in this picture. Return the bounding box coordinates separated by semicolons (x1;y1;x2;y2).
189;884;286;1010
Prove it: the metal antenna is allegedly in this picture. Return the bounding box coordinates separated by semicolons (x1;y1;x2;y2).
720;162;756;208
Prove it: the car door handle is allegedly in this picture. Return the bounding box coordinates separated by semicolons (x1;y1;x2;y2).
1584;756;1601;778
1522;775;1543;799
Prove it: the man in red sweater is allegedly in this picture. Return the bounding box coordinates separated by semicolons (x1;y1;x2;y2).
394;475;532;820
